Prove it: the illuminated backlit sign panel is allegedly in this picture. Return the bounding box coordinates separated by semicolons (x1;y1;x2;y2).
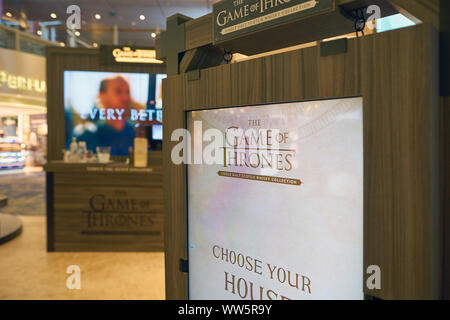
187;97;364;300
0;47;46;99
100;46;163;64
0;70;46;94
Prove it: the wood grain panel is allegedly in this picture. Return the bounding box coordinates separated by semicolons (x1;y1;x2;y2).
54;175;162;188
185;39;359;109
162;75;189;299
185;64;232;110
163;24;441;299
360;24;440;299
185;14;213;51
51;171;164;252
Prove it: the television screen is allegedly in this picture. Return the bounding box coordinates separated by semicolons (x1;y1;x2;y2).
64;71;166;156
187;97;364;300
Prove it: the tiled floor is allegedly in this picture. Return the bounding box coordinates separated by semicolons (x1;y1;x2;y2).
0;167;45;216
0;216;165;300
0;169;165;300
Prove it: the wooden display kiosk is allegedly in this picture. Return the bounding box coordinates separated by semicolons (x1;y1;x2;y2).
45;47;166;252
158;0;448;299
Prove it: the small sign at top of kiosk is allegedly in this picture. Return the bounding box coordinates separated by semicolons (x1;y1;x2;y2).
100;45;163;65
213;0;334;43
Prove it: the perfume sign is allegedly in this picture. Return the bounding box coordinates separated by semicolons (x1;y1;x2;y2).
213;0;334;43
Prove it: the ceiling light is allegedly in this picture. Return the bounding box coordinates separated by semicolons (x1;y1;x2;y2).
93;43;98;48
37;30;42;36
6;12;12;17
74;31;80;36
95;14;101;20
151;32;156;38
50;12;57;19
139;14;145;21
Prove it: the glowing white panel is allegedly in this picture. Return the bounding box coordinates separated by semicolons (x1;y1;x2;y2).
187;97;364;300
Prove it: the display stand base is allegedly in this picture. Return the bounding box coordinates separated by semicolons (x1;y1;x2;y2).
0;214;23;245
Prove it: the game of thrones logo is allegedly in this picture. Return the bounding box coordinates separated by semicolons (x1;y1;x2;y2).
223;126;295;172
213;0;333;42
82;191;156;232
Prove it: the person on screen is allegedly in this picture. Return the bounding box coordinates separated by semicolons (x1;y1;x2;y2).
77;75;145;156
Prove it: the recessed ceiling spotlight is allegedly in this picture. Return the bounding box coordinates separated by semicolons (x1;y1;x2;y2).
6;12;12;17
139;14;145;21
93;43;98;48
37;30;42;36
151;32;156;38
74;31;80;36
95;14;101;20
50;12;57;19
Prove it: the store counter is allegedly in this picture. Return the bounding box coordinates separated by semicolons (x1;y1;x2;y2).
45;160;163;252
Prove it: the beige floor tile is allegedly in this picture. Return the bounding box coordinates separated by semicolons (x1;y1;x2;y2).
0;216;165;300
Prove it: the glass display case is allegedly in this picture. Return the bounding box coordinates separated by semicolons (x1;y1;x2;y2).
0;138;26;169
